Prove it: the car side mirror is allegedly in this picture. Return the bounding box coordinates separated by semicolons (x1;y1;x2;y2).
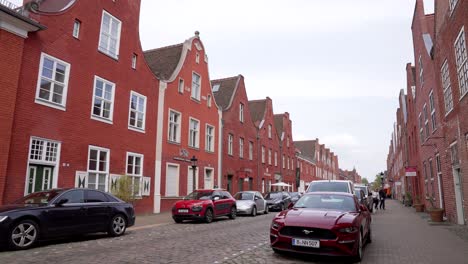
254;197;259;200
55;198;68;206
288;203;294;209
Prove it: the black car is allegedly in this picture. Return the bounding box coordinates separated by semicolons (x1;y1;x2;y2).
264;191;291;211
0;188;135;250
289;192;302;204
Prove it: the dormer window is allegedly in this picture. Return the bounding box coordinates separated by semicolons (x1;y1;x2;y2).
131;53;137;69
196;52;200;64
239;103;244;123
73;19;80;38
268;125;272;138
98;11;121;59
191;72;201;100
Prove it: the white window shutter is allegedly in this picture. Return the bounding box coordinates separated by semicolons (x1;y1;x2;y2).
141;176;151;196
75;171;88;188
110;174;122;193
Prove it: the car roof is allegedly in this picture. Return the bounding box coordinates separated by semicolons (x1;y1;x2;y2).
236;191;257;193
311;180;353;183
303;191;355;197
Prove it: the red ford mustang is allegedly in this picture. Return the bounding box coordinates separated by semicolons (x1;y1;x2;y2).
270;192;371;262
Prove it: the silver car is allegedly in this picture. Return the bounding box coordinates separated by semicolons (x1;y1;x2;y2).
233;191;268;216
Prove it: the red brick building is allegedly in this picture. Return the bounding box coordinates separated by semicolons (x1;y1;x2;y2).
144;32;221;212
0;0;158;213
294;140;318;192
211;75;258;194
274;112;297;191
249;97;281;193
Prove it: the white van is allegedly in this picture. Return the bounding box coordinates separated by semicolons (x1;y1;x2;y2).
306;180;355;194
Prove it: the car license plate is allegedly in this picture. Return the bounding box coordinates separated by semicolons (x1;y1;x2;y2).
292;238;320;248
178;209;189;213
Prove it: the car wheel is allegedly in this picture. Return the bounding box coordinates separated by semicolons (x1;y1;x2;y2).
367;225;372;244
108;214;127;237
9;220;39;250
251;206;257;217
204;208;214;223
272;248;283;255
264;205;269;214
229;207;237;219
354;230;363;262
174;218;183;224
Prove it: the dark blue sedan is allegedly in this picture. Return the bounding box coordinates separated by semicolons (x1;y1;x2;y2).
0;188;135;250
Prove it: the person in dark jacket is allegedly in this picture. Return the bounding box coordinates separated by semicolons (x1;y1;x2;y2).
379;188;386;210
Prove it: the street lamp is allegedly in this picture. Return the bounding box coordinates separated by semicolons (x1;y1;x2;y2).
190;156;198;192
380;172;384;188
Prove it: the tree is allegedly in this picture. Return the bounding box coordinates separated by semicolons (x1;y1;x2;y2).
372;174;382;190
361;177;369;185
112;175;137;203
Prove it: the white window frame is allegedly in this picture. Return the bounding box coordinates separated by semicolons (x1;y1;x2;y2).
239;137;244;158
268;149;271;165
126;152;143;196
423;104;429;138
441;60;454;114
91;75;115;124
449;0;459;13
188;117;200;148
418;113;424;144
248;141;253;160
207;95;212;107
418;55;424;88
454;27;468;99
178;78;184;94
228;134;233;156
98;10;122;59
205;124;215;152
35;53;71;110
282;155;285;169
429;90;436;131
131;53;137;69
168;109;181;143
274;152;278;167
128;91;147;132
87;145;110;192
239;103;244;123
73;19;80;38
268;124;272;138
196;52;200;64
261;146;265;164
191;72;201;101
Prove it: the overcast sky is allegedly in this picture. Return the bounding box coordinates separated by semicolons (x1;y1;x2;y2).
12;0;434;182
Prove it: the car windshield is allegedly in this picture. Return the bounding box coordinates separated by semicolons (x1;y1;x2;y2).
294;194;357;211
185;191;213;200
264;192;282;199
13;190;63;205
308;182;348;193
234;192;254;200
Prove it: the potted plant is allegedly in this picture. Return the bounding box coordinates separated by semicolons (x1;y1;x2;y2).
413;195;424;212
426;196;443;222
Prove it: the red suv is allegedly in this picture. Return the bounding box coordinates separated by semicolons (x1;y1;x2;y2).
172;189;237;223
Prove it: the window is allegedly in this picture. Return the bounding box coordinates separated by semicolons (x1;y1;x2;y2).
441;60;454;113
87;146;109;192
287;157;290;170
168;110;181;143
178;78;184;94
60;190;84;203
436;154;442;174
239;137;244;158
449;0;459;12
454;27;468;98
30;138;59;163
239;103;244;123
35;53;71;109
132;54;137;69
418;55;424;87
423;104;429;138
282;155;285;169
98;11;121;59
206;125;214;152
92;76;115;123
287;137;290;147
423;161;428;195
196;52;200;64
418;113;424;144
429;91;436;131
228;134;233;155
73;19;80;38
429;158;435;196
86;190;108;203
188;118;200;148
128;91;146;131
261;146;265;163
248;141;253;160
274;152;278;166
126;152;143;196
268;125;272;138
268;149;271;165
191;72;201;100
450;142;459;166
207;95;212;107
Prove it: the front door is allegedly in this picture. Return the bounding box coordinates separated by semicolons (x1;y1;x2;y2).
204;168;213;189
453;168;465;225
227;175;233;193
27;165;54;194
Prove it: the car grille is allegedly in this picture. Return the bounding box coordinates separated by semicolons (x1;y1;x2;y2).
280;226;337;240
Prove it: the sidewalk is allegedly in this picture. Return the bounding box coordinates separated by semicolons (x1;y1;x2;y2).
364;199;468;263
129;211;173;230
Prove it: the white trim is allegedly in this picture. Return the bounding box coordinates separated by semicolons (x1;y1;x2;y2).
168;108;182;143
187;166;199;194
165;162;180;197
0;11;41;38
178;78;184;94
217;109;223;188
91;75;115;124
205;123;215;152
87;145;110;192
73;19;80;38
154;81;167;213
188;116;200;148
191;71;201;101
98;10;122;59
128;91;147;132
35;52;71;110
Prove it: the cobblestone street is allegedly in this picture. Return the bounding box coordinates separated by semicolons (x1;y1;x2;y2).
1;200;468;264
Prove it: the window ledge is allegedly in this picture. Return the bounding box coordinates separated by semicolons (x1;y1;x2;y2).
91;115;113;125
445;108;454;117
128;126;146;134
97;48;119;61
205;150;215;154
190;97;201;104
35;98;66;111
167;140;181;145
188;146;200;151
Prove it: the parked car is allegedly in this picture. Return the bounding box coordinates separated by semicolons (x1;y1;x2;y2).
355;184;373;212
264;191;291;211
306;180;355;195
270;192;372;262
289;192;302;204
354;188;372;213
0;188;135;250
234;191;268;216
172;189;236;223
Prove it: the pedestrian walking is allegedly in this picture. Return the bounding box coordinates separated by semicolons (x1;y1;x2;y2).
379;188;386;210
372;190;379;210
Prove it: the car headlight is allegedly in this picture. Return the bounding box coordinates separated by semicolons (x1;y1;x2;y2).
192;205;203;212
338;227;358;233
271;220;283;230
0;216;8;223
